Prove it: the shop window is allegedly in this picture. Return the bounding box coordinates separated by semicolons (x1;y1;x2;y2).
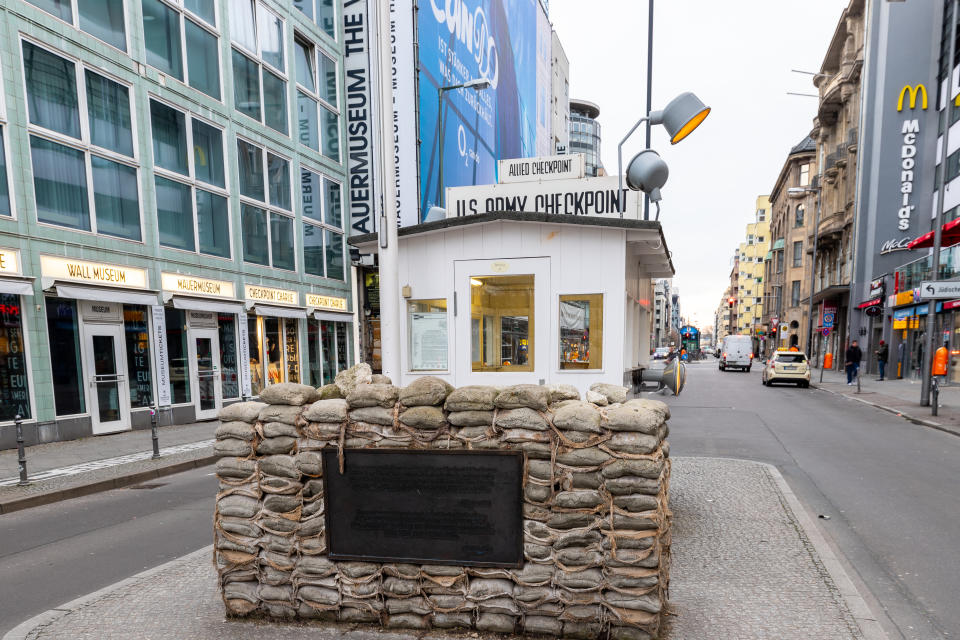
264;317;283;384
123;305;152;408
308;319;351;386
559;294;603;370
284;318;300;383
408;299;448;371
45;297;84;416
0;295;30;421
247;315;263;395
471;275;534;372
218;313;239;399
231;2;288;134
164;308;190;404
142;0;220;99
248;315;302;393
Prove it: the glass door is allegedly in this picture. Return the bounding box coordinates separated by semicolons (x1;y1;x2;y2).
84;324;131;435
190;328;222;420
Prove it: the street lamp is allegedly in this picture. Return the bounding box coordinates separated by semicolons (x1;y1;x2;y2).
435;78;490;211
618;92;711;218
789;176;823;365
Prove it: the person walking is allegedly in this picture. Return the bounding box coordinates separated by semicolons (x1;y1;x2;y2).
845;340;863;385
876;340;889;381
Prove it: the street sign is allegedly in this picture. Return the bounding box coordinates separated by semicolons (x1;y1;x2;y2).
822;328;831;336
823;312;835;328
918;281;960;300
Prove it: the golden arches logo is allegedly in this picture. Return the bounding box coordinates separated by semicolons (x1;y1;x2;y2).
897;84;928;111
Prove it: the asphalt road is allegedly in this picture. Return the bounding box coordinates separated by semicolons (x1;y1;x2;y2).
666;361;960;640
0;467;216;636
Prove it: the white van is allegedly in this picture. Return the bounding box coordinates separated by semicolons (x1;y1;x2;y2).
720;335;754;371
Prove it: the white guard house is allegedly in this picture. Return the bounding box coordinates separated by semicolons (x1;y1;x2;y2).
350;210;674;394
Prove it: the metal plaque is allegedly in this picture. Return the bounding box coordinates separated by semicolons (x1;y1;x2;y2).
322;449;523;567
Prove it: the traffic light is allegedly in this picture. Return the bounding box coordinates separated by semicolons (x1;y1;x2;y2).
728;297;735;308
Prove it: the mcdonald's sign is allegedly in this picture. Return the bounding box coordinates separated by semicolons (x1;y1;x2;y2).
897;84;928;111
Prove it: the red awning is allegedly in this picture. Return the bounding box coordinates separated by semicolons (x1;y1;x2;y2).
857;297;882;309
908;217;960;249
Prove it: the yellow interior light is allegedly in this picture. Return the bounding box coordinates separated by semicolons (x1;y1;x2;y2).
470;278;483;287
670;107;710;144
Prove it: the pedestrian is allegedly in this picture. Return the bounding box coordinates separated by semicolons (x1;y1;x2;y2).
876;340;888;381
845;340;863;385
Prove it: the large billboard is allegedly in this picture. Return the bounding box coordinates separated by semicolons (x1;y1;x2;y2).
416;0;545;222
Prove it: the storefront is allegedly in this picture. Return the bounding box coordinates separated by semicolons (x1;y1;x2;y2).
306;293;353;387
243;284;307;396
0;247;35;425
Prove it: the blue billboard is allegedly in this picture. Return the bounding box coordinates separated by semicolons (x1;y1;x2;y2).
417;0;543;220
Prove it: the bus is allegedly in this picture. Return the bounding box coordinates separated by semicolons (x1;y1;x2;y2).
679;326;701;358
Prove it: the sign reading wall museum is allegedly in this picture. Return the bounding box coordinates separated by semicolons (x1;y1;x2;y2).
244;285;298;306
161;273;236;299
498;154;585;184
41;255;147;288
305;294;348;311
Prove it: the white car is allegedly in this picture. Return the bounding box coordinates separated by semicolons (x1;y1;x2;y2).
719;335;753;372
762;350;811;387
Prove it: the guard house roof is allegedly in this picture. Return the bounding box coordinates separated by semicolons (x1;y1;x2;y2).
349;211;675;278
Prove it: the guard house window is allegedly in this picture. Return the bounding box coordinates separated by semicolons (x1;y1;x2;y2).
26;0;127;52
294;0;337;40
24;41;141;241
231;2;288;134
800;163;810;187
794;204;804;228
790;281;801;307
471;275;534;372
301;166;344;280
295;33;340;160
45;298;85;416
792;241;803;268
238;139;294;270
142;0;221;100
150;99;230;257
308;319;352;386
0;295;30;421
559;294;603;370
408;299;448;371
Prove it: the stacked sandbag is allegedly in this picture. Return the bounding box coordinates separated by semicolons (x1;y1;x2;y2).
213;371;672;639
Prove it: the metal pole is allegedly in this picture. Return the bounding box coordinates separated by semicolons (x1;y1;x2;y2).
643;0;654;221
15;414;28;486
806;145;824;360
922;0;957;406
437;88;445;208
150;405;161;459
618;116;649;218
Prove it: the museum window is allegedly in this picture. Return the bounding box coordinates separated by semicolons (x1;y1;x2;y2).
307;319;351;386
0;294;31;421
470;275;534;372
150;99;230;257
248;315;301;393
301;166;344;280
294;32;340;160
408;299;448;371
559;294;603;370
24;41;141;241
231;2;288;134
238;138;295;270
45;297;84;416
142;0;221;100
164;307;190;404
26;0;127;52
217;313;239;399
793;241;803;268
293;0;336;39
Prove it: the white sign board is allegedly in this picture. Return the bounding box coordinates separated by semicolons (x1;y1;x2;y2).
918;281;960;300
238;312;252;397
446;176;640;219
498;154;585;184
151;305;171;407
409;312;448;371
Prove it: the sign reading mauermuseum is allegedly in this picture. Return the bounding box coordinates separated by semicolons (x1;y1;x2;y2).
0;248;21;275
497;154;585;184
305;293;348;311
161;272;236;299
41;255;147;288
244;284;298;306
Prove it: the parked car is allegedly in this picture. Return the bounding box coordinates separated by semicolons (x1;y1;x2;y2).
653;347;670;360
719;335;753;372
762;350;811;387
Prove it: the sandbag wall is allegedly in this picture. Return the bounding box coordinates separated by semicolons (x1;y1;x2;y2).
213;368;672;640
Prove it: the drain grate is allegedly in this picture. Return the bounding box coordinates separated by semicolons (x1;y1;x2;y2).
127;483;167;490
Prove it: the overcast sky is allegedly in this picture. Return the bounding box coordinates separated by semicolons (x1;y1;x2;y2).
550;0;846;330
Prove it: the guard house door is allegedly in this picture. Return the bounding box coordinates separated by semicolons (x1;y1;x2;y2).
84;323;131;435
190;328;222;420
454;258;550;387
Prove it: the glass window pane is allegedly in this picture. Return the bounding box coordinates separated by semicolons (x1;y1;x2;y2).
307;319;321;386
320;320;335;384
155;175;195;251
150;100;188;175
185;0;215;25
247;316;264;395
471;275;534;372
0;295;31;421
268;153;291;210
319;51;336;105
197;189;230;258
186;20;221;100
192;120;225;187
0;128;9;217
45;297;84;415
78;0;126;51
237;139;264;201
241;203;268;265
271;213;295;270
142;0;183;80
26;0;72;21
324;229;343;279
295;38;315;93
218;314;239;398
232;49;261;122
85;71;133;156
297;92;319;150
31;136;89;230
324;177;341;227
559;294;603;370
284;318;300;383
123;305;152;408
229;0;257;53
257;5;284;71
318;0;336;39
23;42;81;138
336;322;349;372
303;222;324;276
262;70;288;134
408;299;447;371
301;167;321;222
320;103;339;161
165;308;190;403
92;156;140;241
294;0;314;20
265;317;282;385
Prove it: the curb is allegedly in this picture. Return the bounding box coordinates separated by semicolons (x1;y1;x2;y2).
2;546;213;640
0;455;217;515
811;384;960;438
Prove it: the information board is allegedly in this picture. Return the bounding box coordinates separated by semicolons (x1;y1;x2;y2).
150;305;171;407
409;312;447;370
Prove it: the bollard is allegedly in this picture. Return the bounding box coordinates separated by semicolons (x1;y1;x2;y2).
15;414;28;486
150;406;161;459
932;377;940;417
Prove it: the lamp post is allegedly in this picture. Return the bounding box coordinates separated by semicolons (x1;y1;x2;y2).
435;79;490;208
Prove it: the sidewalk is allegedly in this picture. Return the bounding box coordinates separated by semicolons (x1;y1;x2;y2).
0;421;217;514
812;366;960;437
4;457;883;640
